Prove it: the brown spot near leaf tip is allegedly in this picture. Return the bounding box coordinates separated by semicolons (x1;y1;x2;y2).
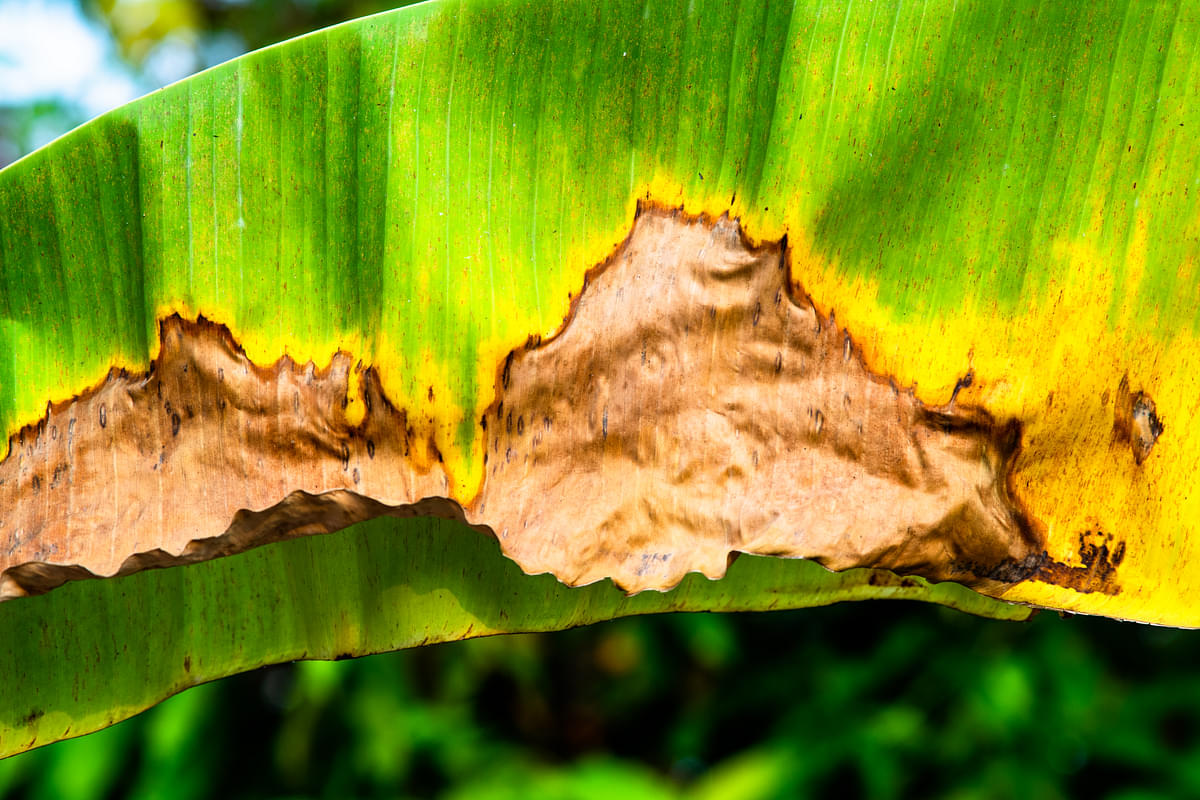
1034;530;1126;594
1113;375;1163;465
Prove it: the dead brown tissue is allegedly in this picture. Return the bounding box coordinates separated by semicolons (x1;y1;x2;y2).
1113;374;1163;466
0;204;1119;601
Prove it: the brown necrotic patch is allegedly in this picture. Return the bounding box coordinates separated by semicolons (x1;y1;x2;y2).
0;317;459;598
0;205;1112;601
1113;375;1164;465
478;207;1047;592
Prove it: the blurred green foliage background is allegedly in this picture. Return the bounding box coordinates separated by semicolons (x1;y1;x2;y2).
3;601;1199;799
2;3;1199;798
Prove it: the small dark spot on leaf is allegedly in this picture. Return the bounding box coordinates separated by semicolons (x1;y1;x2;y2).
99;405;107;428
950;369;974;405
367;439;375;459
1114;377;1163;464
171;413;181;437
1130;394;1163;464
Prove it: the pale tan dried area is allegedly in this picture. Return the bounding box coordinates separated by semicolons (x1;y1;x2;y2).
0;207;1045;600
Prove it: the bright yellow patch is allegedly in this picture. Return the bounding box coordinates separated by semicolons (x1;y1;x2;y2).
750;207;1200;627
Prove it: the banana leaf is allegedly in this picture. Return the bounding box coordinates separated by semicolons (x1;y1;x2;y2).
2;0;1196;756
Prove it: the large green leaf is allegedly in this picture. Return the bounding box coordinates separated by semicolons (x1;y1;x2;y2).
3;0;1198;755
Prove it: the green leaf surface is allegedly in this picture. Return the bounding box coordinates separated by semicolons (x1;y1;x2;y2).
0;517;1028;757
